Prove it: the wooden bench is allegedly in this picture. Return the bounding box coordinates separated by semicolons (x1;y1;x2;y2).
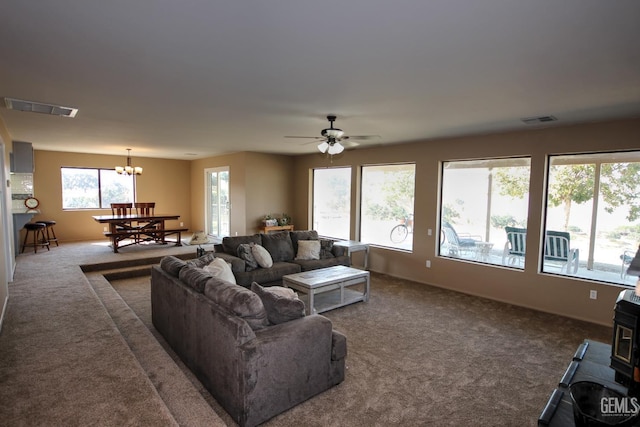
104;228;188;253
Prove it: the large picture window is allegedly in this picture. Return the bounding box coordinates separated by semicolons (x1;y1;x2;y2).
439;158;531;267
313;167;351;240
544;152;640;285
61;167;134;209
360;163;416;250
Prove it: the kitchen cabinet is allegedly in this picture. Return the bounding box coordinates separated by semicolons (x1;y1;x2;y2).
10;141;34;173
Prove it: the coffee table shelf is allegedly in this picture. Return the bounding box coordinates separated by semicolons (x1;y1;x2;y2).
283;265;370;315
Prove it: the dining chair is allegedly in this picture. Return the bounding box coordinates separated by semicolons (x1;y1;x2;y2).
110;203;132;216
134;202;158;242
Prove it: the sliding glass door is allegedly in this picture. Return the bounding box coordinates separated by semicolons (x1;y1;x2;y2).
205;167;230;238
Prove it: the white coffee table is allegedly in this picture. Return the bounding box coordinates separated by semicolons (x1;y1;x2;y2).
282;265;370;315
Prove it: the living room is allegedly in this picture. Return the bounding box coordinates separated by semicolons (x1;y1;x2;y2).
1;1;639;425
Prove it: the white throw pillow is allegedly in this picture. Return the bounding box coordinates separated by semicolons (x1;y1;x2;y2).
295;240;321;260
204;258;237;284
251;244;273;268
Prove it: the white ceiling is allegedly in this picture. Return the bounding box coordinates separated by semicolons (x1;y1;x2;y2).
0;1;639;160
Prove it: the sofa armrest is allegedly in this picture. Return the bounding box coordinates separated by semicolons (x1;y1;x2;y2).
214;252;246;273
331;244;347;257
238;315;344;426
332;330;347;361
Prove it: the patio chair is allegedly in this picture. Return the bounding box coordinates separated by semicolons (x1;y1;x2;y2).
544;230;579;274
441;222;480;258
502;226;527;266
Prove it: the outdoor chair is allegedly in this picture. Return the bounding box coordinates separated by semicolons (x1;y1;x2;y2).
441;222;481;258
502;227;579;274
502;226;527;267
544;230;579;274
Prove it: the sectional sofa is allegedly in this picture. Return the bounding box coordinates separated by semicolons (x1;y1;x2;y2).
213;230;351;287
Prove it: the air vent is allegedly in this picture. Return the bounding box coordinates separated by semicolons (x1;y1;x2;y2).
522;115;557;125
4;97;78;118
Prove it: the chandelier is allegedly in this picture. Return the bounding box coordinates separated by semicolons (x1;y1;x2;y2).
115;148;143;176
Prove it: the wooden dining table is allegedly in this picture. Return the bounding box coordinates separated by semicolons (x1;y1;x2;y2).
92;213;188;253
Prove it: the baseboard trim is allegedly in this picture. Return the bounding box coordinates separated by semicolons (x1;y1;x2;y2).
0;294;8;334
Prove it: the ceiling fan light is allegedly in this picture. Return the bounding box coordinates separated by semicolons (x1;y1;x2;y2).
328;142;344;155
318;141;329;153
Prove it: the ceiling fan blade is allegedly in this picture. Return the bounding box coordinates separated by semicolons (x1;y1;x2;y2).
342;140;360;148
344;135;381;141
284;136;324;140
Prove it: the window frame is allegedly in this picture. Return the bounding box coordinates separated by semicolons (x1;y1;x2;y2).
60;166;136;210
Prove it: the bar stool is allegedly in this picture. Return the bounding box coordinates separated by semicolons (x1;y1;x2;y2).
21;222;50;253
36;220;59;247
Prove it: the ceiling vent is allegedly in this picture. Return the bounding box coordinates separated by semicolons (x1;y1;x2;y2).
521;115;557;125
4;97;78;118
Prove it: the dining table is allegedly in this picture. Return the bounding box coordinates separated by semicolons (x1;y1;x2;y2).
92;213;187;253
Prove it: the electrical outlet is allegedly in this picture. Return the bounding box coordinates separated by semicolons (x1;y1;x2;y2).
180;222;184;227
590;290;597;300
426;260;431;268
427;228;432;236
103;226;107;232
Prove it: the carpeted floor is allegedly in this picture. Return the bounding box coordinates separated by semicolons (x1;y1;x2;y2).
1;240;613;426
110;267;612;426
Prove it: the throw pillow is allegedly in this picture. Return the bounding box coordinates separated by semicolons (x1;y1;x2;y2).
251;244;273;268
160;255;187;277
261;231;294;262
178;265;213;293
203;257;237;284
263;285;298;299
320;239;335;259
222;234;261;256
251;282;306;325
237;243;258;271
186;252;216;269
204;281;269;330
290;230;319;254
295;239;321;260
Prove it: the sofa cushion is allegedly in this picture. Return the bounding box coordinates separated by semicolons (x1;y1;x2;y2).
222;234;262;256
320;239;336;259
203;257;237;284
261;232;295;262
237;243;258;271
160;255;187;277
234;261;301;288
204;280;269;330
295;240;321;260
178;265;213;293
186;252;216;269
290;230;319;254
252;244;273;268
251;282;306;325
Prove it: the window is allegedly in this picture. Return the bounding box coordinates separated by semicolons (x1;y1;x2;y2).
360;163;416;250
439;158;531;267
61;167;134;209
205;167;230;238
544;151;640;285
313;167;351;240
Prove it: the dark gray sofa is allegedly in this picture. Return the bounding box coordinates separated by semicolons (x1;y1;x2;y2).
151;255;347;427
214;230;351;287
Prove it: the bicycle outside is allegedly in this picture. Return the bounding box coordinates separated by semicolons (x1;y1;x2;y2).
390;214;414;243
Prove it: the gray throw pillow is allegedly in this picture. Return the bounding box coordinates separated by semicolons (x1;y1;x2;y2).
320;239;335;259
222;234;261;256
178;265;213;293
251;282;305;325
160;255;187;277
186;252;216;269
237;243;258;271
261;231;294;262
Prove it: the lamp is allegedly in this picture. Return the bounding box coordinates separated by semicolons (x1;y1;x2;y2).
116;149;143;176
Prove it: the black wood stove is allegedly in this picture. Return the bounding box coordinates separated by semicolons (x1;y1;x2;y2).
612;289;640;395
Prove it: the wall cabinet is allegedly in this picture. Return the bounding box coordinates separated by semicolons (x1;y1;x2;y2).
10;141;34;173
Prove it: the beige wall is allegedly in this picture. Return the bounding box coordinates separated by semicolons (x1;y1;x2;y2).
32;150;191;242
190;152;294;236
293;117;640;326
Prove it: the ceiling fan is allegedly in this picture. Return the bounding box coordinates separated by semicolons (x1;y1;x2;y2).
285;115;379;155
